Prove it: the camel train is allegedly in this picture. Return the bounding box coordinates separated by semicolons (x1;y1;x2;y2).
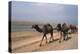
32;23;77;46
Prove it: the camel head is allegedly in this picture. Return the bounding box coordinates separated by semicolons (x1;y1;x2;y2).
56;24;62;31
32;24;38;29
32;24;42;32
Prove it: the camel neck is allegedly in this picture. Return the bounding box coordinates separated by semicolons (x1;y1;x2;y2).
35;26;42;33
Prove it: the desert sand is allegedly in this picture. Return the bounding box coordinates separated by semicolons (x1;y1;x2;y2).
11;31;78;53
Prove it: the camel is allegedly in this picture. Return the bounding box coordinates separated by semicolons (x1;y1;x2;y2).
56;23;70;43
32;24;54;46
70;24;78;33
56;24;62;36
62;23;70;40
56;24;62;42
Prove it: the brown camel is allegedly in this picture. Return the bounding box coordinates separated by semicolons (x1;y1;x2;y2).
32;24;54;46
56;23;70;43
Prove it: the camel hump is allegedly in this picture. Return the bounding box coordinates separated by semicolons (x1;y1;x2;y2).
43;24;53;32
43;24;52;28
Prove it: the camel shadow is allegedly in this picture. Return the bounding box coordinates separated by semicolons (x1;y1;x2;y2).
65;37;72;41
49;37;72;43
49;39;59;43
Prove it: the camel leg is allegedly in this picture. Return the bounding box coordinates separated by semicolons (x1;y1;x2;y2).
40;34;45;46
64;32;68;40
66;32;68;40
58;31;60;36
59;32;63;43
50;32;54;41
45;35;48;43
63;32;66;40
50;35;52;42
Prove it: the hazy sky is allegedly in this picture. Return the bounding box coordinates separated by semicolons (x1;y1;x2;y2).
11;1;78;25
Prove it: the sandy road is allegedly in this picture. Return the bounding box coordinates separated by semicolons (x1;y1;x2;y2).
12;32;78;53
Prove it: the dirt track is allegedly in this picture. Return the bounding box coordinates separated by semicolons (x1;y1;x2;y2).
11;32;78;53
